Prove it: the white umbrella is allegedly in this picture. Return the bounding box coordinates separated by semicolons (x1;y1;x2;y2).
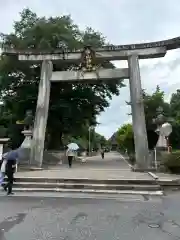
67;143;79;151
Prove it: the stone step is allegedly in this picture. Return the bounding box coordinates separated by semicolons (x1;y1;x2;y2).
12;182;161;191
11;187;163;196
2;192;160;201
157;179;180;186
11;177;158;185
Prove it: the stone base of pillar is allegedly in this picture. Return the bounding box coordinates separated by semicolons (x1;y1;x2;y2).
131;154;156;172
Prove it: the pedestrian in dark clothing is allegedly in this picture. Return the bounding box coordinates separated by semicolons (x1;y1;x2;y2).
3;150;18;195
4;160;16;195
101;149;105;159
66;148;76;168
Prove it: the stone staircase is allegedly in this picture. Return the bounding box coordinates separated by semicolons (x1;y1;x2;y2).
7;177;163;196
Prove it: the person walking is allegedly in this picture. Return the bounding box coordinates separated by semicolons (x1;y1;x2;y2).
100;149;105;159
3;150;19;195
66;148;75;168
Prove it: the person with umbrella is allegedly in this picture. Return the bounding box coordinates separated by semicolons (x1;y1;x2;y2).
66;143;79;168
3;149;19;195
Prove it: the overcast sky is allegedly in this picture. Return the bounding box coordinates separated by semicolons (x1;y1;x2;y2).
0;0;180;138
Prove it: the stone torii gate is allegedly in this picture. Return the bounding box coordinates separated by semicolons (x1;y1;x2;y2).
2;36;180;170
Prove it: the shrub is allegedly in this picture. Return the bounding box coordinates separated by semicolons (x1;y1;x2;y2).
163;151;180;173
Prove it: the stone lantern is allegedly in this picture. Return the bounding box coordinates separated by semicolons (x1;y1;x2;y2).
152;107;173;170
18;110;34;165
153;107;172;150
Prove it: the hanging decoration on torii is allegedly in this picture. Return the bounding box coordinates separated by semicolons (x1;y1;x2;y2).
78;46;101;80
67;46;101;80
79;46;97;72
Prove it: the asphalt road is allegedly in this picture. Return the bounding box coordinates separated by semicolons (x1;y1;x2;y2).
1;192;180;239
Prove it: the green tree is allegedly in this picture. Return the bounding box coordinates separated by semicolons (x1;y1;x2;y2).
118;86;170;152
116;124;134;152
143;86;170;129
0;8;124;149
169;90;180;148
170;89;180;120
61;128;107;151
127;86;170;130
91;132;108;150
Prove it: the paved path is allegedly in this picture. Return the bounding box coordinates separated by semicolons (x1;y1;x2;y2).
16;152;152;180
78;151;130;169
1;193;180;239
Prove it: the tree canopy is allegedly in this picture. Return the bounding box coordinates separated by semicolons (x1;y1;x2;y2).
0;8;123;149
169;90;180;148
114;86;180;152
143;86;170;129
116;124;134;152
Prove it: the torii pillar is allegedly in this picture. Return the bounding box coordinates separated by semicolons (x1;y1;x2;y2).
30;60;52;167
128;54;149;169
